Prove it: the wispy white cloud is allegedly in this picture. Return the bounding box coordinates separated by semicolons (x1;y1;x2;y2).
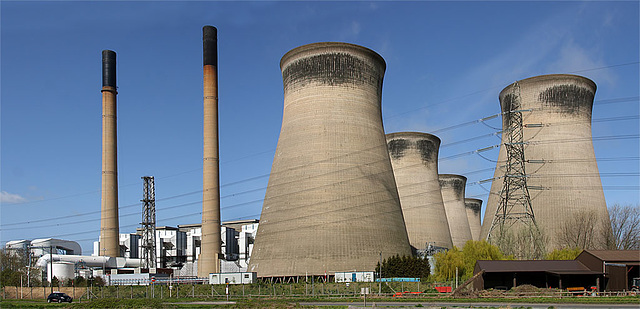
546;39;615;86
1;191;27;204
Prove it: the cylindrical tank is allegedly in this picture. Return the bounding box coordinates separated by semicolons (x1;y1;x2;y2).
480;74;609;251
464;198;482;241
439;174;472;248
199;25;222;278
100;49;120;257
249;42;411;277
387;132;453;250
50;261;75;281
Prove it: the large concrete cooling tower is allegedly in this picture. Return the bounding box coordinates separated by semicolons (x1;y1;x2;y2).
249;42;411;278
480;74;609;251
464;198;482;241
440;174;472;248
100;50;120;257
198;25;221;277
387;132;453;250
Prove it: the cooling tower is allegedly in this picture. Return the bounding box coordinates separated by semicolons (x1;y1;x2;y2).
249;42;411;277
480;74;609;251
386;132;453;250
439;174;472;248
100;50;120;257
198;25;222;277
464;198;482;241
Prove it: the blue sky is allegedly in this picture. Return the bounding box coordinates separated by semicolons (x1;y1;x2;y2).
1;1;638;254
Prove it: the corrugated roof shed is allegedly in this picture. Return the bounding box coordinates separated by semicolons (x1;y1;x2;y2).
580;250;640;263
475;260;601;274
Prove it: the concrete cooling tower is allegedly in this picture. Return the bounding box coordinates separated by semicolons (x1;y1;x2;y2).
249;42;411;278
480;74;609;251
439;174;472;249
387;132;453;250
464;198;482;241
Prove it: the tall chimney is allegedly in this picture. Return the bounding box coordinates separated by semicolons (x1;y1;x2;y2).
198;25;221;277
100;50;120;257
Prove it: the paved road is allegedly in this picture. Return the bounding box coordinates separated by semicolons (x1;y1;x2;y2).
300;301;640;308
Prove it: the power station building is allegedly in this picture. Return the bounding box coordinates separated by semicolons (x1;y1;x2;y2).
481;74;610;251
249;42;412;278
93;220;259;276
387;132;453;251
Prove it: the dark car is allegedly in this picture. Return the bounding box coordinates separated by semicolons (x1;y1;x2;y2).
47;292;72;303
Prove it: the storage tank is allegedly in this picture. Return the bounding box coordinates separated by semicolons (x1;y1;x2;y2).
480;74;609;251
439;174;472;248
387;132;453;250
50;261;75;281
464;198;482;241
249;42;411;277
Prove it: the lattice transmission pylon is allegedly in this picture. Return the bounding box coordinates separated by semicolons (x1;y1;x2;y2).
486;81;545;259
141;176;157;269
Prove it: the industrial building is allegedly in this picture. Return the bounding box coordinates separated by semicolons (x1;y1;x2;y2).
99;220;258;276
387;132;453;251
481;74;610;251
4;220;258;282
249;42;412;278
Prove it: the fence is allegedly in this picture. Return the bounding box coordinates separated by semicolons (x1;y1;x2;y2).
2;282;637;300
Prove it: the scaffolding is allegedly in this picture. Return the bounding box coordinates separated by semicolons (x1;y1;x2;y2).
141;176;157;269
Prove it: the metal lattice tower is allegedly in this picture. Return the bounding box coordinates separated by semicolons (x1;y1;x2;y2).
141;176;157;269
487;81;544;258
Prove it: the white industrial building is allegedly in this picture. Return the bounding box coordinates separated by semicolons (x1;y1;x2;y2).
5;220;258;282
93;219;258;277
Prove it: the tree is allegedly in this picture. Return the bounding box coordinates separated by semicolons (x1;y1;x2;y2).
434;240;508;282
0;248;40;287
557;210;607;250
495;225;547;260
375;254;430;279
545;247;582;260
605;204;640;250
433;247;464;282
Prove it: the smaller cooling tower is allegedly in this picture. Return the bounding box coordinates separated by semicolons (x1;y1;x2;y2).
387;132;453;250
464;198;482;241
439;174;472;248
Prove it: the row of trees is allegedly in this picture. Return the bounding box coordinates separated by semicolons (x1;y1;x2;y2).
375;254;431;279
557;203;640;250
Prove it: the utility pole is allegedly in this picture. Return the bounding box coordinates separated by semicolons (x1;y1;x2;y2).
49;245;53;295
378;252;382;295
141;176;157;269
487;81;544;258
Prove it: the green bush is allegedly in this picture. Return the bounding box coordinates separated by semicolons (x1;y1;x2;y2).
70;298;165;308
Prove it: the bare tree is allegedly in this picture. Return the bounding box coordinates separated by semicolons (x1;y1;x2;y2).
557;210;607;250
605;204;640;250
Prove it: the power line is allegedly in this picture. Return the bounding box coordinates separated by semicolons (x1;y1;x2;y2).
2;131;637;231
